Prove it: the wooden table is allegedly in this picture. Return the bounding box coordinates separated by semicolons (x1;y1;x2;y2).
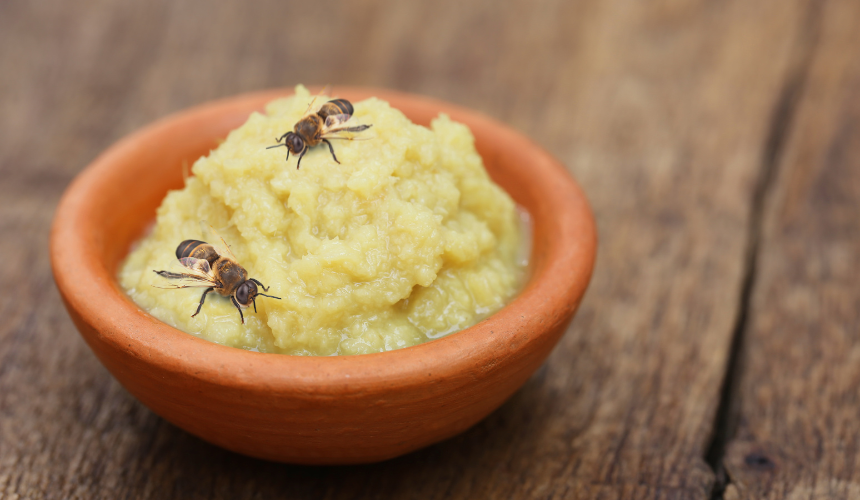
2;1;858;498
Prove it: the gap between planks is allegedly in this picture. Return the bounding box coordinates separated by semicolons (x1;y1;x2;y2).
703;2;824;497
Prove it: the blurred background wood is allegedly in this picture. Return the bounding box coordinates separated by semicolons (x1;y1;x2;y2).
1;0;856;498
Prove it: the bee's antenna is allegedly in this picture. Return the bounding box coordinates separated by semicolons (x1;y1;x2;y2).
249;278;269;291
266;143;286;149
258;294;281;300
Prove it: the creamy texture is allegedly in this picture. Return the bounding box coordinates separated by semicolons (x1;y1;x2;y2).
120;86;525;355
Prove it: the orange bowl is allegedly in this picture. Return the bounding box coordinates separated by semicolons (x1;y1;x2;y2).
50;88;596;464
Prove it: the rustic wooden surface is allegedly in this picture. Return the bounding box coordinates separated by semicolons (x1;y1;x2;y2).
0;0;856;498
722;1;860;499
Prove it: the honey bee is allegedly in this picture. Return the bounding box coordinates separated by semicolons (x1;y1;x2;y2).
153;226;280;324
267;96;372;169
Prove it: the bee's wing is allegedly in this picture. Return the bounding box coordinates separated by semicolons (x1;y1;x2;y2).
321;134;374;142
301;85;333;118
180;257;212;275
153;257;219;289
321;114;373;137
324;113;351;129
200;221;238;262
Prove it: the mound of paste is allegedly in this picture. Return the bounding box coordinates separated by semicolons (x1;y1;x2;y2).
120;86;525;355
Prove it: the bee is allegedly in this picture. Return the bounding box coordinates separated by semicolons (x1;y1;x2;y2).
267;96;372;169
153;226;280;324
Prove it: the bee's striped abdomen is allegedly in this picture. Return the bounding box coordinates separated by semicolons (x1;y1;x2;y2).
318;99;354;120
175;240;203;259
176;240;220;265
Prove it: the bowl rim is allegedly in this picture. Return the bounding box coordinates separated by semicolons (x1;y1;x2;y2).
51;87;596;396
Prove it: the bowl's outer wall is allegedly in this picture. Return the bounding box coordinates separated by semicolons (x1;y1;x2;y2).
51;88;597;464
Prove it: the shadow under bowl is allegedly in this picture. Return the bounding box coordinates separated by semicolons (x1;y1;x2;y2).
50;87;597;464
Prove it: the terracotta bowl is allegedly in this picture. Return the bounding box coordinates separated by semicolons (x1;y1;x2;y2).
51;88;596;464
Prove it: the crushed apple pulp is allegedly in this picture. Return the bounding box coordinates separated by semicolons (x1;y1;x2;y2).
120;86;527;355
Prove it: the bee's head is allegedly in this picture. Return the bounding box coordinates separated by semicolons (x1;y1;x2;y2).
285;132;305;155
234;280;258;308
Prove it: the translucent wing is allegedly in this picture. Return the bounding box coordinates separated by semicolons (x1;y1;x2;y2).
153;257;219;289
321;114;373;137
301;85;333;118
321;134;374;142
324;113;351;129
200;221;238;262
180;257;211;275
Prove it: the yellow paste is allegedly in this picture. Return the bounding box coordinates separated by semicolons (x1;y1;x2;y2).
120;86;525;355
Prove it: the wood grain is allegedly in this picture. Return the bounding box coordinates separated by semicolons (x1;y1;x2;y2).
0;0;825;498
722;1;860;498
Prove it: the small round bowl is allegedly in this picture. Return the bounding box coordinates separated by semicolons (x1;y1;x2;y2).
51;87;596;464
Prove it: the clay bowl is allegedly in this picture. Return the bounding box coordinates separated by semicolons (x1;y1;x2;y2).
51;87;596;464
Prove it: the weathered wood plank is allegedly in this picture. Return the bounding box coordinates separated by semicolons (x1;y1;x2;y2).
0;0;810;498
540;2;814;496
723;1;860;498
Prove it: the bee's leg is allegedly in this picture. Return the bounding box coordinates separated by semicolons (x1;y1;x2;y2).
249;278;269;291
231;296;245;324
285;150;290;163
252;297;257;313
191;287;214;317
322;139;340;164
296;149;307;170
